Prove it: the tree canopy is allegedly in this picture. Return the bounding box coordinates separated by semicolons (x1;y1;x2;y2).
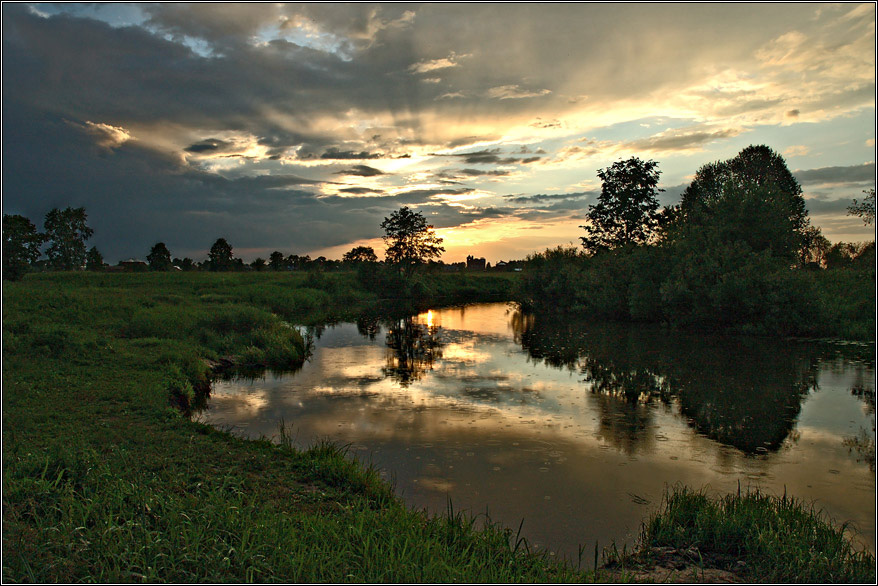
343;245;378;263
3;214;46;281
147;242;173;271
580;157;662;253
675;145;811;261
43;207;94;270
848;188;875;227
381;207;444;273
208;238;234;271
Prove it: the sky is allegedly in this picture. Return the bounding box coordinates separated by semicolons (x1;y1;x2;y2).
2;2;875;264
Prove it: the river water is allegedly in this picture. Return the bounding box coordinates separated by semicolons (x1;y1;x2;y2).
196;302;876;559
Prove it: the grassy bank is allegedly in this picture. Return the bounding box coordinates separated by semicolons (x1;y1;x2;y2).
4;271;592;582
609;486;876;583
3;272;874;582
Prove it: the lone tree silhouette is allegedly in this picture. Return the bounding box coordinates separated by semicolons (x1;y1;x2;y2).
580;157;662;254
381;207;444;274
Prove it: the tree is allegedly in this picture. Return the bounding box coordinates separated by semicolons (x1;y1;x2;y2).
381;206;444;273
85;246;104;270
580;157;662;253
43;207;94;270
675;145;810;261
250;257;266;271
147;242;173;271
3;214;46;281
269;251;286;271
343;245;378;263
848;188;875;227
208;238;234;271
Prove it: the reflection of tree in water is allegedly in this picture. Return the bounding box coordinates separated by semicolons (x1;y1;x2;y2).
356;315;382;341
846;372;875;471
382;316;444;386
511;309;822;454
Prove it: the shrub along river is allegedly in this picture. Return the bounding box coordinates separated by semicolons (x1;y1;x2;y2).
196;302;875;559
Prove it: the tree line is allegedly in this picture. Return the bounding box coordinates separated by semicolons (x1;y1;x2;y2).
518;144;875;336
3;205;464;280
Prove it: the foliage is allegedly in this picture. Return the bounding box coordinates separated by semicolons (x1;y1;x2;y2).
848;188;876;226
147;242;173;271
636;486;875;583
43;206;94;270
208;237;234;271
580;157;662;253
674;145;810;262
2;213;45;281
268;251;285;270
343;245;378;263
381;207;444;274
85;246;104;271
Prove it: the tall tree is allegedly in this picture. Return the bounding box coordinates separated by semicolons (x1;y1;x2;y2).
381;207;444;273
43;207;94;270
268;251;286;271
2;214;46;281
343;245;378;263
675;145;810;261
580;157;662;254
85;246;104;270
208;238;234;271
147;242;173;271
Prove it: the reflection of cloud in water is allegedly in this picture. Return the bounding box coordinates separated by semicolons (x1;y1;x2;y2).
202;303;876;556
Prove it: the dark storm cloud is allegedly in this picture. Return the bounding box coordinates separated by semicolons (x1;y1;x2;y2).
185;138;235;153
794;163;876;185
340;187;385;195
333;165;386;177
321;148;384;160
505;192;593;204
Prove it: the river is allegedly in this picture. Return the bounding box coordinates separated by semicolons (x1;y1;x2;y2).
195;302;876;560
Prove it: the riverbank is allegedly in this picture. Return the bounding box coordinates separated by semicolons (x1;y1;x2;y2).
3;272;874;582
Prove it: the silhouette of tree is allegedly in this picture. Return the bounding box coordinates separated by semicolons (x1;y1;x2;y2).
208;238;234;271
675;145;810;261
580;157;662;253
147;242;173;271
43;207;93;270
85;246;104;270
381;206;444;274
343;245;378;263
269;251;285;270
2;213;46;280
251;257;266;271
848;188;875;227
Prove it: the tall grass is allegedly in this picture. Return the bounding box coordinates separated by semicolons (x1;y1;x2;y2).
635;485;876;583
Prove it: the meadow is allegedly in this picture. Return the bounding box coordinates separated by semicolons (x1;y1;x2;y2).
2;271;875;582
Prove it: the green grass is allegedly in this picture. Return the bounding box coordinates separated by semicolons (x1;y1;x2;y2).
620;485;876;583
3;271;873;582
4;270;595;583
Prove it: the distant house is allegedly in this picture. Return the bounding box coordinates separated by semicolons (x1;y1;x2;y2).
466;255;486;270
118;259;149;272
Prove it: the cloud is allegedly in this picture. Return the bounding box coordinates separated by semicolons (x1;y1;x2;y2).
783;145;810;157
408;51;469;74
623;126;743;153
439;149;542;165
339;187;384;194
485;85;552;100
320;148;384;160
794;162;876;185
185;138;235;153
333;165;386;177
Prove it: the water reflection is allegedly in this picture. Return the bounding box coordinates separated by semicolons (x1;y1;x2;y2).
383;315;444;386
199;303;876;557
512;311;823;454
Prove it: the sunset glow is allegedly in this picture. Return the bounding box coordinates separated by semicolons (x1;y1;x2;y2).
2;3;875;262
